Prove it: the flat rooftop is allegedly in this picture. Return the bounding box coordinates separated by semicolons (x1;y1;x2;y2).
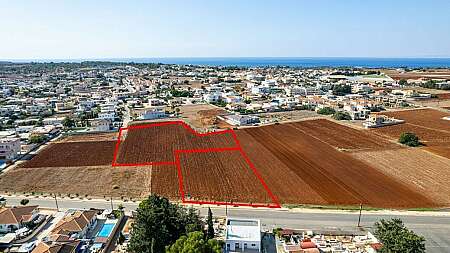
226;218;261;242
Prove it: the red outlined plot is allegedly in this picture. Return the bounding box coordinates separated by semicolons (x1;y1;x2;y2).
176;149;280;208
111;120;281;208
112;121;238;166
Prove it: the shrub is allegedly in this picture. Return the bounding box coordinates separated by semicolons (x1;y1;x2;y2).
317;107;336;115
399;132;420;147
332;111;352;120
20;199;29;205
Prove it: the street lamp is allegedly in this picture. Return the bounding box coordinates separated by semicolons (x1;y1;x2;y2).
111;185;119;210
53;193;59;211
357;203;363;227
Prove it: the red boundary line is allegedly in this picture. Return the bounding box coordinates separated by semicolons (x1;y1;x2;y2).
112;120;281;208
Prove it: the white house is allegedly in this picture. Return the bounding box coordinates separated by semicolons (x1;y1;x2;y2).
98;112;115;121
0;137;21;161
225;115;260;126
90;119;111;132
136;107;167;120
203;93;222;103
42;117;65;126
225;218;261;252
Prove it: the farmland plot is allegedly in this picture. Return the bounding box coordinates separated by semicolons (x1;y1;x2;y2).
0;165;152;199
373;109;450;159
150;164;180;200
237;123;436;208
381;108;450;132
115;123;237;165
21;141;116;168
177;150;276;205
351;149;450;205
289;119;397;151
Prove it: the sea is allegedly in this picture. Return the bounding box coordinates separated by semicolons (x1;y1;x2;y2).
6;57;450;68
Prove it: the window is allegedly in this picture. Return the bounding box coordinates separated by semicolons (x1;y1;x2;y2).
251;244;256;247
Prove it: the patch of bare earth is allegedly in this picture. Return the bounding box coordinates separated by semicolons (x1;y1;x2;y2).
0;166;152;199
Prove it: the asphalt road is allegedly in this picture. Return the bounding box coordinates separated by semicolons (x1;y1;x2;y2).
4;196;449;252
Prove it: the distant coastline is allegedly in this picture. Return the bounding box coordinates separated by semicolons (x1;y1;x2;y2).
3;57;450;68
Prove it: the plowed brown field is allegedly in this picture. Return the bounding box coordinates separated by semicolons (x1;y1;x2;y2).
373;109;450;159
289;119;397;151
150;165;180;200
380;109;450;132
115;124;236;164
177;150;274;205
351;149;450;205
372;123;450;144
236;123;436;208
21;141;116;168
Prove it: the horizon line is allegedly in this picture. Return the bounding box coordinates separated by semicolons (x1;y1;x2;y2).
2;56;450;62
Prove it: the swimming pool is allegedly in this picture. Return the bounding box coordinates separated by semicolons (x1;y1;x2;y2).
97;223;115;238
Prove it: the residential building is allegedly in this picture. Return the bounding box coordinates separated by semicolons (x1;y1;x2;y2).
225;218;261;252
51;210;97;239
0;206;39;233
0;137;21;161
90;119;111;132
135;107;167;120
32;240;81;253
225;115;260;126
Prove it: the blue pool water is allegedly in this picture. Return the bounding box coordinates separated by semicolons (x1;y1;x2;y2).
97;223;115;237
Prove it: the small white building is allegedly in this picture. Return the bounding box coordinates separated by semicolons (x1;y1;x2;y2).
0;137;21;161
225;115;260;126
43;117;66;126
90;119;111;132
98;112;116;121
136;107;167;120
225;218;261;252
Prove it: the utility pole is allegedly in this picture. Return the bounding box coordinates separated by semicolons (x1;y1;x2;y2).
110;195;114;211
357;203;363;227
54;194;59;211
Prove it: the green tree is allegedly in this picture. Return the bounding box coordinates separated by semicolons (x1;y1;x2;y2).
206;208;214;240
332;84;352;96
166;231;222;253
398;79;408;86
332;111;352;120
29;135;45;144
317;107;336;115
399;132;420;147
20;199;29;205
375;218;425;253
62;116;75;128
128;195;203;253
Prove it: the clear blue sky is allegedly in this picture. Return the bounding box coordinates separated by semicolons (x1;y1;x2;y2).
1;0;450;59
